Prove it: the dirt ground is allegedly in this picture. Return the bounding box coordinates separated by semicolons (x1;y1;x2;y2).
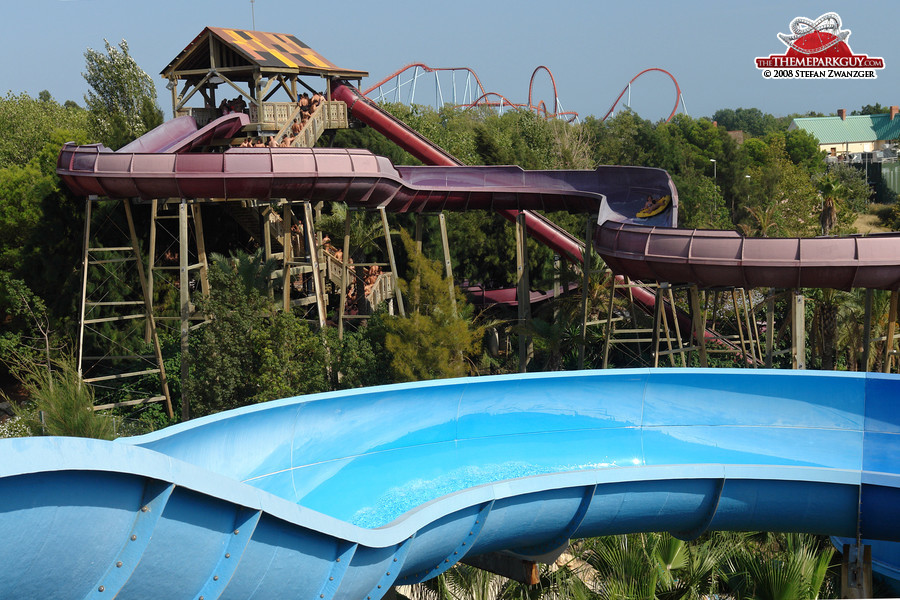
853;213;892;234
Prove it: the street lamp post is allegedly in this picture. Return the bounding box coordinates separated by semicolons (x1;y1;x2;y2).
710;159;716;181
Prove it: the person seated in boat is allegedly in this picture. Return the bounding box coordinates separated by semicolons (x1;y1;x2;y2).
637;194;671;218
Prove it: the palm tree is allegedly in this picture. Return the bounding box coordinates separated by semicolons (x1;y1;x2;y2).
723;533;836;600
810;288;848;370
817;175;847;236
208;248;280;297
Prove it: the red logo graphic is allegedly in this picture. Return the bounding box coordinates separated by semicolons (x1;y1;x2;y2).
755;13;884;79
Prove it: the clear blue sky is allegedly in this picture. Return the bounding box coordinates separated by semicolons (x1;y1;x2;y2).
4;1;898;122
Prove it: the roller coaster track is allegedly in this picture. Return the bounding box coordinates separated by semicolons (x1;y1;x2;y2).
364;64;685;123
601;67;684;122
363;64;578;122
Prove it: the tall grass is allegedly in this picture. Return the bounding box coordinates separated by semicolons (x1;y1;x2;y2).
7;354;117;440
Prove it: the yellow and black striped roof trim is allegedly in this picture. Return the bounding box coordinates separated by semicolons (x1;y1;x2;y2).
162;27;367;78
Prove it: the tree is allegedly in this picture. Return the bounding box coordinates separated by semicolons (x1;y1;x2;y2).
851;103;889;116
740;135;819;238
784;128;825;174
82;39;163;149
0;91;89;169
383;230;482;382
823;162;870;215
816;174;848;236
712;107;781;138
584;109;653;167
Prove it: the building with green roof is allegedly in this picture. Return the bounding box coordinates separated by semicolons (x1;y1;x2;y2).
789;107;900;158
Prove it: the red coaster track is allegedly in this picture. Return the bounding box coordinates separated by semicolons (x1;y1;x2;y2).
363;64;683;123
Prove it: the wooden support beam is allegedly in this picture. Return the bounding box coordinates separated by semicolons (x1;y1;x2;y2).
379;207;405;317
601;274;617;370
438;213;456;315
303;202;327;328
765;290;775;368
282;202;293;312
651;286;663;368
77;197;93;379
462;553;540;587
191;204;210;298
884;289;899;374
118;200;175;419
338;209;352;339
862;289;874;371
179;200;190;421
515;212;533;372
791;290;806;370
578;217;592;370
689;286;708;368
841;543;873;599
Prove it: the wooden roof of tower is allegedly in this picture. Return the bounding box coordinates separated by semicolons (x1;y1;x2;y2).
161;27;368;80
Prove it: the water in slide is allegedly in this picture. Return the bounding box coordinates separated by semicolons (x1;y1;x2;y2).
1;369;898;598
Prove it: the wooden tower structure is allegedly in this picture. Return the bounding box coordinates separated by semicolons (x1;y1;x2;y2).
161;27;368;143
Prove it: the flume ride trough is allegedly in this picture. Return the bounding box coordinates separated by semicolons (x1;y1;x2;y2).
2;369;899;599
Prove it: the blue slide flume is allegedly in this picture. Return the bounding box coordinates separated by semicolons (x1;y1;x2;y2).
1;368;899;599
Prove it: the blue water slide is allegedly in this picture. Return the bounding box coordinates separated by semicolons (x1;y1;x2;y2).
1;368;899;599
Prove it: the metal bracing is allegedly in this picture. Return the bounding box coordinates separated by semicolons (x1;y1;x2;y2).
77;196;174;417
